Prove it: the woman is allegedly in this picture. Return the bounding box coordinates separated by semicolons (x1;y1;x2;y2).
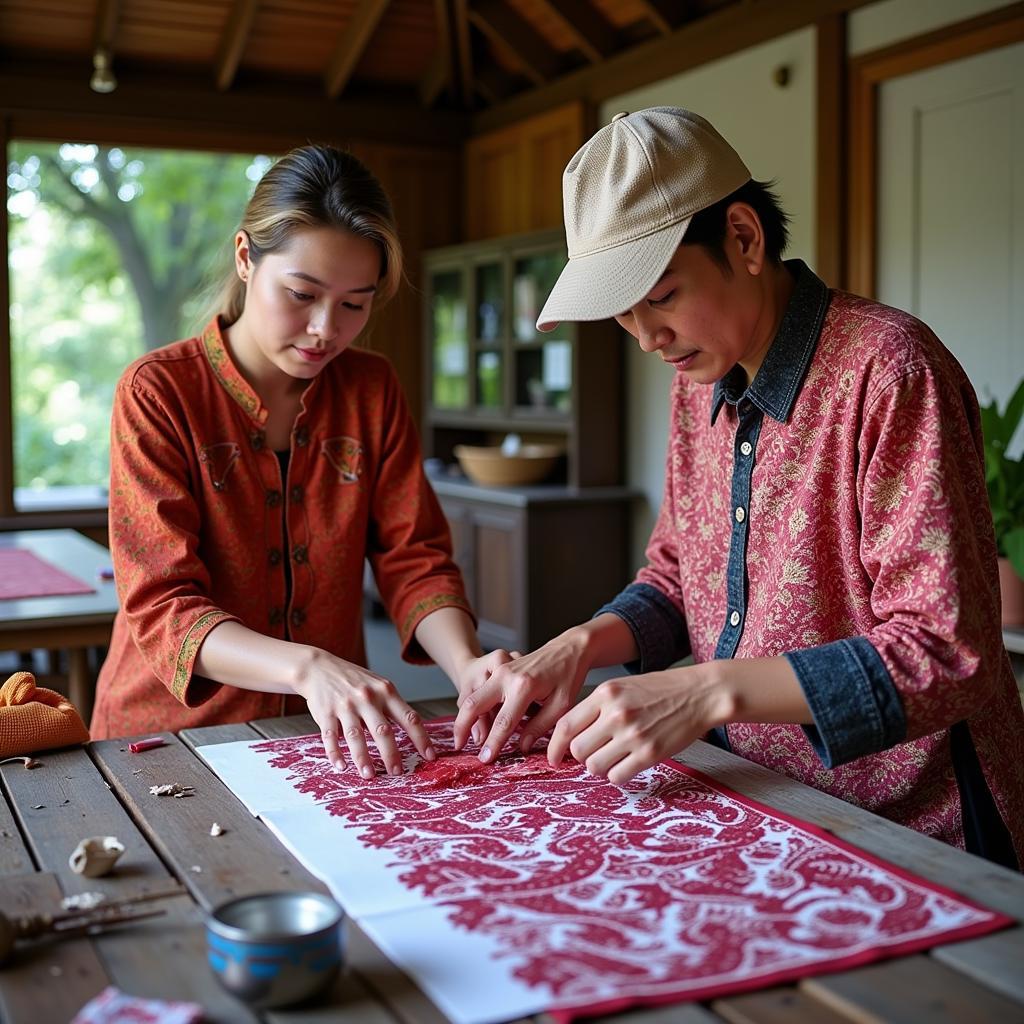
93;145;502;777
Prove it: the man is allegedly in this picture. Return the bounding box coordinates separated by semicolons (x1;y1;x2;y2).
452;107;1024;868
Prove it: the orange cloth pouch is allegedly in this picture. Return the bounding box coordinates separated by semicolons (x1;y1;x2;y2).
0;671;90;757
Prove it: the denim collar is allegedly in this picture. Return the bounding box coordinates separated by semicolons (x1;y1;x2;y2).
710;259;830;425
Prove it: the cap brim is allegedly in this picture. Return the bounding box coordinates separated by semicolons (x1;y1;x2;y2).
536;217;691;332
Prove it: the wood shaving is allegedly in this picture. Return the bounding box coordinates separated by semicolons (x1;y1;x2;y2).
0;756;42;769
209;822;225;837
31;804;45;810
189;865;202;873
149;783;194;797
61;892;106;911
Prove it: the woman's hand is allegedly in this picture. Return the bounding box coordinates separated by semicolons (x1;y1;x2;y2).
292;649;435;779
452;630;594;761
450;648;520;747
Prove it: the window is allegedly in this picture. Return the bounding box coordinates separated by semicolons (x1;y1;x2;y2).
6;142;270;513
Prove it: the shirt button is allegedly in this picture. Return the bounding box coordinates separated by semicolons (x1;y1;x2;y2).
290;485;304;504
730;610;741;627
250;431;265;451
268;548;282;567
269;607;284;626
295;427;309;447
735;506;746;523
292;543;308;565
291;607;306;627
740;441;752;456
265;489;282;507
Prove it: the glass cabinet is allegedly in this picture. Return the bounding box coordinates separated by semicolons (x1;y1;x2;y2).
423;228;624;488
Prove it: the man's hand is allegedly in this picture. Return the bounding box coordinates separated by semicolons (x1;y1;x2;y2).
546;664;735;784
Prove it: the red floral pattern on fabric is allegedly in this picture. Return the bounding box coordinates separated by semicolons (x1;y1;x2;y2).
245;720;1008;1018
0;549;95;600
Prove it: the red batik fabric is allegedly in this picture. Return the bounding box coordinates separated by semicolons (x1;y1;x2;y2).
200;718;1010;1024
0;549;94;600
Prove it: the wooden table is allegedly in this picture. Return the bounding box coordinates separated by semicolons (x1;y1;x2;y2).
0;529;119;722
2;700;1023;1024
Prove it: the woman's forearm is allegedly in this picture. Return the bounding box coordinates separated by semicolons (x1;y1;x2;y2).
194;620;315;694
413;606;483;682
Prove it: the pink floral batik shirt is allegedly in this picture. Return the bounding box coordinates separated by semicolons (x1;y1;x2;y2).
602;261;1024;867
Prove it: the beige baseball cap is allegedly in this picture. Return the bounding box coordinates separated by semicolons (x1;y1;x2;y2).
536;107;751;332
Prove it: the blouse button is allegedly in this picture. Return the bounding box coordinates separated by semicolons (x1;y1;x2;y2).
268;548;282;567
735;506;746;523
269;607;284;626
740;441;752;456
290;485;304;504
295;427;310;447
292;544;308;565
250;431;265;451
291;607;306;627
266;490;282;507
729;610;741;627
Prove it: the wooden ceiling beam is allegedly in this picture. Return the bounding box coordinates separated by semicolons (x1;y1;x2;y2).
468;0;562;86
420;0;454;106
474;62;521;105
634;0;678;36
91;0;120;53
213;0;260;92
533;0;617;63
0;60;471;148
323;0;393;100
452;0;475;105
472;0;878;133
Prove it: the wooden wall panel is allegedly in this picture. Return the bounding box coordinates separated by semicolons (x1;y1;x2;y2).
351;142;462;429
464;101;585;240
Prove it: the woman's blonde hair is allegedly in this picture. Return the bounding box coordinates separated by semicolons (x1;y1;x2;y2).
205;144;403;327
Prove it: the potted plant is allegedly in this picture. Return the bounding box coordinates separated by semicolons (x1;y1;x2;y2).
980;380;1024;627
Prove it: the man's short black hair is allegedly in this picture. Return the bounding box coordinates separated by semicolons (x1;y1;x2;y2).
682;179;791;270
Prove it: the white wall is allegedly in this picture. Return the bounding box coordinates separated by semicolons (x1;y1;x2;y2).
848;0;1015;56
600;28;817;569
606;0;1019;571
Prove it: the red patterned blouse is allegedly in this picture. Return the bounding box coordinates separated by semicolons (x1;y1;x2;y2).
91;319;470;739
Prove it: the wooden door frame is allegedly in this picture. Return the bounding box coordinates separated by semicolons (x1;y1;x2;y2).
846;1;1024;297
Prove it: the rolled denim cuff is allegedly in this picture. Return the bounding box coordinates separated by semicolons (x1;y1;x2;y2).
595;583;690;674
785;636;906;769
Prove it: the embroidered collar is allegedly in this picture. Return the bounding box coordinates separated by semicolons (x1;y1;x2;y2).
711;259;830;425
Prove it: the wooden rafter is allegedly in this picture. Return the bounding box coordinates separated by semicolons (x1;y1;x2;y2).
323;0;392;100
468;0;561;86
420;0;454;107
475;61;520;105
533;0;617;63
91;0;120;53
213;0;260;92
634;0;677;35
453;0;474;106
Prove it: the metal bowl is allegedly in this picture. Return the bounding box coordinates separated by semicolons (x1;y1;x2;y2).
206;891;344;1008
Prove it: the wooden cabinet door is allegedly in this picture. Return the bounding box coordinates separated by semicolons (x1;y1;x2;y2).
470;506;525;651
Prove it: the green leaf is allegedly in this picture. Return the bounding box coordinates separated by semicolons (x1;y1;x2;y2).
1005;527;1024;580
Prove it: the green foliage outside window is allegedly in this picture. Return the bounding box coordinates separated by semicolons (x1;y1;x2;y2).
6;142;269;500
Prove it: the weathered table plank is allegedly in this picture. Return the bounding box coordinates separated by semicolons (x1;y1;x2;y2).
89;893;260;1024
802;954;1024;1022
0;873;109;1023
4;745;180;899
89;733;327;911
932;926;1024;1004
0;772;34;876
713;987;857;1023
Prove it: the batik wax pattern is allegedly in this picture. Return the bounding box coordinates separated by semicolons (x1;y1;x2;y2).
203;719;1010;1024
